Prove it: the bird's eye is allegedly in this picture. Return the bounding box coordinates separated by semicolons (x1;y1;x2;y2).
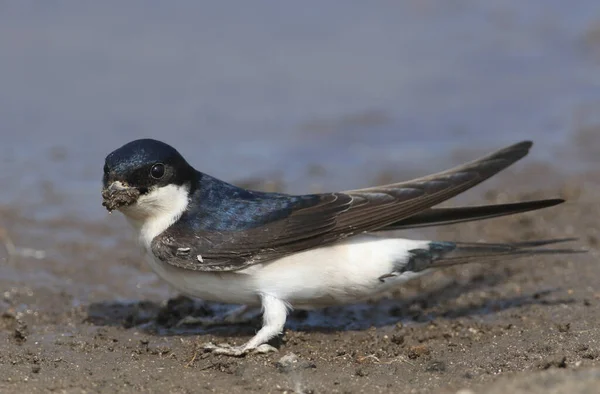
150;163;165;179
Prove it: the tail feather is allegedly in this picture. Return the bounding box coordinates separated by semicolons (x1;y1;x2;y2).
448;237;578;251
430;248;586;269
426;238;585;269
383;238;586;280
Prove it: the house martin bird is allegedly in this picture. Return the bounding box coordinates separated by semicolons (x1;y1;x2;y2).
101;139;580;356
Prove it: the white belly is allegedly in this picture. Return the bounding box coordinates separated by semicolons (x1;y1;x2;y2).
143;234;431;308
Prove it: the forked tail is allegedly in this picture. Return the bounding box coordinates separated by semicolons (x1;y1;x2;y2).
424;238;584;270
382;238;585;281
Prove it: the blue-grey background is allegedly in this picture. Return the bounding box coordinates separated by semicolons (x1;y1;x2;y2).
2;1;600;220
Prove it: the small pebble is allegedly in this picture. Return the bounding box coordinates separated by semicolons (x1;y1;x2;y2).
275;353;315;373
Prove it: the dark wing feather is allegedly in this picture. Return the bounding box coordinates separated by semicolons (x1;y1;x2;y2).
378;198;564;231
152;141;535;271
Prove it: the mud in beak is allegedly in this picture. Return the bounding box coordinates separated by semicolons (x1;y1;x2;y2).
101;181;141;212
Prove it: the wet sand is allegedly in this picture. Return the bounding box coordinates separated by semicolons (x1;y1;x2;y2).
0;162;598;393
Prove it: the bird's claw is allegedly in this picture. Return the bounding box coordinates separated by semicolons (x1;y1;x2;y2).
203;342;278;357
176;306;256;328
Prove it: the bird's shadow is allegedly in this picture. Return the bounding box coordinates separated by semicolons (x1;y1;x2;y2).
85;270;575;338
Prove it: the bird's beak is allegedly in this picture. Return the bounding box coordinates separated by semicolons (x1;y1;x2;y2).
101;181;141;212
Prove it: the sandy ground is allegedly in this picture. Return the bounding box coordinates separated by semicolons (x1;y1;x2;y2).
0;163;599;394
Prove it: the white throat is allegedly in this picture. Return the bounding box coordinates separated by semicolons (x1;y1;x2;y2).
119;183;190;248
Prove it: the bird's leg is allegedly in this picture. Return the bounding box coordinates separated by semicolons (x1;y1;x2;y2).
203;294;288;356
176;304;257;327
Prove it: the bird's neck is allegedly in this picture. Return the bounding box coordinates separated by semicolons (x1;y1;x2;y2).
121;183;190;248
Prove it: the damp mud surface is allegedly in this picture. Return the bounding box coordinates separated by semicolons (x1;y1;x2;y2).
1;162;599;394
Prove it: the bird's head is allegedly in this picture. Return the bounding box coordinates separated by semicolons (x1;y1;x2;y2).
102;139;195;221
